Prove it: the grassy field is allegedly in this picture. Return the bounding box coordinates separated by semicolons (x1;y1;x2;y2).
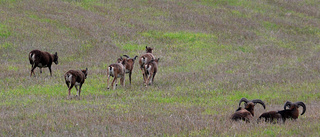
1;0;320;136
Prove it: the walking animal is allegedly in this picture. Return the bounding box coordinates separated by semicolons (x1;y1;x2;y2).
231;98;266;122
258;101;306;123
107;58;127;90
29;49;58;76
144;58;159;87
117;55;138;85
64;68;88;99
139;46;155;83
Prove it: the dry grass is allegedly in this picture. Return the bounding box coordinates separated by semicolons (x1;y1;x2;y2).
1;0;320;136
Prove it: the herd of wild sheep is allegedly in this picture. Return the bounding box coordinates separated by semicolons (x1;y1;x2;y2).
28;46;159;98
28;46;306;123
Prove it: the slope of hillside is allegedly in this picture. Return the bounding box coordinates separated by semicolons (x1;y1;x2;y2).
0;0;320;136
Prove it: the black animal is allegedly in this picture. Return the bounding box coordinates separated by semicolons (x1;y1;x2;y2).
29;49;58;76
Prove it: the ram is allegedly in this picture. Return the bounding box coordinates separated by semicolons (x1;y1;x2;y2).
231;98;266;122
64;68;88;99
118;55;138;85
258;101;306;123
29;49;58;77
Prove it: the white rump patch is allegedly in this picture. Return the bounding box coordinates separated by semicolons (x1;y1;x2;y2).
31;54;35;62
75;82;81;86
109;67;114;76
66;74;72;82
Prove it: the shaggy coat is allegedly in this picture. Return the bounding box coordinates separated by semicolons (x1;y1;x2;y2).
29;49;58;76
107;59;127;90
64;68;88;99
144;58;159;87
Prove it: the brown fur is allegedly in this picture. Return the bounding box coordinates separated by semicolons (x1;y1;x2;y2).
231;98;265;122
139;46;155;83
64;68;88;99
29;49;58;77
258;101;306;123
144;58;159;87
106;59;127;90
117;55;138;85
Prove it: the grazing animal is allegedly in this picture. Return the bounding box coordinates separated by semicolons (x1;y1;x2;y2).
258;101;306;123
117;55;138;85
29;49;58;77
64;68;88;99
106;58;127;90
231;98;266;122
144;58;159;87
139;46;155;83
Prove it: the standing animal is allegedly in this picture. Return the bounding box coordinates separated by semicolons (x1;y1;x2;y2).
64;68;88;99
117;55;138;85
29;49;58;77
258;101;306;123
139;46;155;83
144;58;159;87
231;98;266;122
106;58;127;90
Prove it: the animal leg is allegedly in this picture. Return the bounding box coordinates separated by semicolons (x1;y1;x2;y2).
30;65;37;77
68;84;74;99
107;75;111;89
48;67;52;76
129;72;132;85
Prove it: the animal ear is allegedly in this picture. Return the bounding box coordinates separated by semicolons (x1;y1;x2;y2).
86;68;88;72
157;58;160;61
134;56;138;60
55;52;57;56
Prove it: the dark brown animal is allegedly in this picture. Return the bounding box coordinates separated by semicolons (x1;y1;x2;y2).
64;68;88;99
231;98;266;122
139;46;155;83
117;55;138;85
258;101;306;123
107;59;127;90
144;58;159;87
29;49;58;77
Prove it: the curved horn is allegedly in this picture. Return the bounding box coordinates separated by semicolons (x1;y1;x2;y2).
123;55;130;58
238;98;249;107
295;101;306;115
252;99;266;109
133;55;138;60
284;101;293;110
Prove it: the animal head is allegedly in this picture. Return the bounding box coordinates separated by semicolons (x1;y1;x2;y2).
284;101;306;115
53;52;58;64
81;68;88;79
239;98;266;116
146;46;153;53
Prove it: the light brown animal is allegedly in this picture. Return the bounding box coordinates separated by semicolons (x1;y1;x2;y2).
64;68;88;99
106;59;127;90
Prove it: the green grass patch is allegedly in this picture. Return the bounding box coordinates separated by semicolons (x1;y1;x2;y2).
0;24;11;38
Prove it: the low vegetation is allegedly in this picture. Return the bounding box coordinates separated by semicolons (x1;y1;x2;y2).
0;0;320;136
